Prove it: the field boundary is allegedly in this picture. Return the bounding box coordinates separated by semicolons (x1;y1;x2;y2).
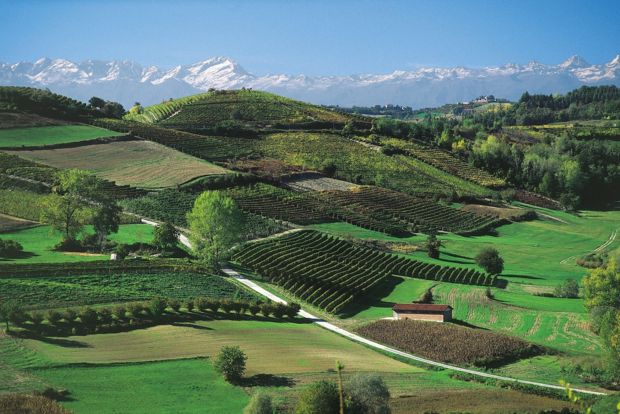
560;229;618;264
0;133;132;151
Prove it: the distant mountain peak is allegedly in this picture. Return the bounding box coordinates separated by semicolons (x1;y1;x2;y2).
559;55;590;69
1;55;618;108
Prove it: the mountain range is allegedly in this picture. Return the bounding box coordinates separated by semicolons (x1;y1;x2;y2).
1;55;619;109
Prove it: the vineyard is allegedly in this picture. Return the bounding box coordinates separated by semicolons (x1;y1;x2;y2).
357;319;543;367
91;118;257;161
381;137;506;188
258;132;492;198
232;230;497;313
156;90;354;131
313;186;502;235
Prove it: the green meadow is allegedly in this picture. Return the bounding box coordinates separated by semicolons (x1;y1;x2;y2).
0;125;122;147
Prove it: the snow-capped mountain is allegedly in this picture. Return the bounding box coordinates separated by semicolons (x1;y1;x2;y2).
1;55;619;108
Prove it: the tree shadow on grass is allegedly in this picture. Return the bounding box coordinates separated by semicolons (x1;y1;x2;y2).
36;336;92;348
338;275;405;318
170;322;214;331
450;319;490;331
501;273;542;280
238;374;295;388
0;251;38;261
441;252;474;261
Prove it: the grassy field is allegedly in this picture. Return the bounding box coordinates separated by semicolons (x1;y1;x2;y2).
7;140;228;188
0;125;121;147
34;359;249;414
0;224;154;263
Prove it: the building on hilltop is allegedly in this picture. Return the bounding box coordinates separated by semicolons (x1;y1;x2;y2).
392;304;453;322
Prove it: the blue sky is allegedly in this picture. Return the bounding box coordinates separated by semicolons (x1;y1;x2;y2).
1;0;618;75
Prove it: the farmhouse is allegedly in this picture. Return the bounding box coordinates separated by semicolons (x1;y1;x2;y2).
392;304;453;322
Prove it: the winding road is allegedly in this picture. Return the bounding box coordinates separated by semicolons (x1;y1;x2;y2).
142;219;606;396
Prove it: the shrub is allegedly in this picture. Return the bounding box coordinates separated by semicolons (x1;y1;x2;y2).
168;298;181;312
186;299;195;312
128;303;144;318
475;247;504;274
113;305;127;320
46;310;62;325
79;308;98;330
207;299;221;313
195;297;208;312
30;311;44;326
149;297;167;318
0;393;71;414
221;300;234;314
272;304;286;319
554;279;580;298
99;308;113;325
295;380;339;414
0;239;23;258
214;345;247;383
287;302;301;317
259;303;273;317
63;308;78;323
248;303;261;316
115;243;130;260
243;392;274;414
345;373;391;414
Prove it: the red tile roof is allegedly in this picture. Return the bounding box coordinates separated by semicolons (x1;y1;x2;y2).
392;304;452;312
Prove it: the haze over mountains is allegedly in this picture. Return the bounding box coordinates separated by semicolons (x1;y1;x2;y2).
1;55;619;109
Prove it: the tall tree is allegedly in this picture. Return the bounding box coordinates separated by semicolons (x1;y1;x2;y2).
186;191;244;266
153;222;179;252
92;202;122;249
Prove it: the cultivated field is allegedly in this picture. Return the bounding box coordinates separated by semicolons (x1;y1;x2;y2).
0;213;37;232
283;173;357;192
7;140;227;188
0;125;121;147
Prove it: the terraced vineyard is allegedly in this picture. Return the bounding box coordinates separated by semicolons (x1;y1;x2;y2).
233;230;496;313
382;137;506;188
91;118;257;161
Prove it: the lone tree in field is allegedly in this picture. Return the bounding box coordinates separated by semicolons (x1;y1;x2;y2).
214;345;247;383
425;232;442;259
153;222;179;252
41;169;100;244
92;202;122;250
0;300;20;333
186;191;244;267
345;373;391;414
475;247;504;275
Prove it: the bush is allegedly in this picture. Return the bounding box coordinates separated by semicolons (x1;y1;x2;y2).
186;299;195;312
79;308;98;330
248;303;261;316
113;306;126;321
99;308;113;325
272;304;286;319
260;303;273;317
345;373;391;414
243;392;273;414
168;298;181;312
214;345;247;382
63;308;77;323
554;279;580;298
475;247;504;274
46;310;62;325
195;297;208;312
0;239;23;258
295;380;339;414
115;243;130;260
149;297;167;318
287;302;301;317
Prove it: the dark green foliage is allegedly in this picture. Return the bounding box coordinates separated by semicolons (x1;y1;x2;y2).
345;373;391;414
475;247;504;275
0;239;23;258
115;243;130;260
0;300;21;332
214;345;247;382
426;233;441;259
92;202;122;249
295;380;340;414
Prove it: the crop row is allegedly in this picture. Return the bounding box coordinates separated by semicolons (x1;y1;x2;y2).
383;138;506;189
513;189;562;210
90;118;257;161
233;230;496;313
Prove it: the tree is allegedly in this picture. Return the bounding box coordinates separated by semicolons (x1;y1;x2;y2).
425;232;441;259
583;254;620;378
0;300;20;332
214;346;247;383
345;373;391;414
149;297;167;318
89;96;105;109
92;202;121;249
41;170;100;243
153;222;179;252
475;247;504;274
101;101;125;118
295;380;339;414
186;191;244;266
243;392;273;414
